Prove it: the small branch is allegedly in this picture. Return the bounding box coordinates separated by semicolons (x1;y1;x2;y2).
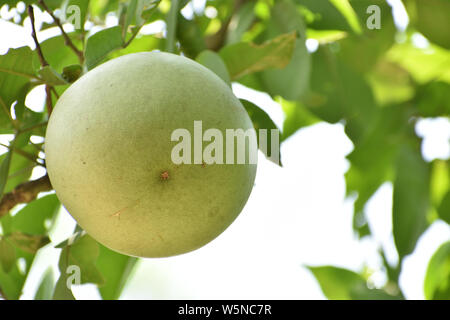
28;5;48;67
45;85;53;115
18;120;48;135
123;24;145;49
38;0;84;64
0;175;52;218
0;143;45;167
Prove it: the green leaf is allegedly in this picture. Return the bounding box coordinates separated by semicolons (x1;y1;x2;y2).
257;0;310;100
38;35;82;72
96;244;138;300
278;97;320;141
393;145;430;258
226;1;256;44
296;0;354;32
415;81;450;117
165;0;179;53
0;151;12;199
10;194;60;235
52;269;76;300
37;66;68;86
0;238;16;273
62;64;83;83
6;233;50;254
406;0;450;49
85;26;124;70
437;191;450;224
0;47;36;130
386;40;450;84
240;99;281;166
34;267;55;300
57;234;105;285
196;50;230;86
424;241;450;300
122;0;139;39
177;14;207;58
220;32;297;80
308;265;399;300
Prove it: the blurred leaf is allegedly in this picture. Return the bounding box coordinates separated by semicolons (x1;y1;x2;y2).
424;241;450;300
109;34;161;59
367;60;415;106
393;144;430;258
90;0;119;19
196;50;230;85
278;97;320;141
96;244;138;300
296;0;354;32
220;32;297;80
240;99;281;166
177;14;207;58
37;66;68;86
308;265;400;300
0;151;12;199
122;0;139;39
34;267;54;300
10;194;60;235
85;26;124;70
165;0;179;53
437;191;450;224
258;0;310;100
6;233;50;254
226;1;256;44
386;40;450;84
406;0;450;49
415;81;450;117
52;272;76;300
0;238;16;273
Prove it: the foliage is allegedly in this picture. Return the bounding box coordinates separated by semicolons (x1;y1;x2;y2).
0;0;449;300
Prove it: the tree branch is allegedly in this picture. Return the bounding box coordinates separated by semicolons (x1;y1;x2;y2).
38;0;84;64
0;175;53;217
28;5;48;67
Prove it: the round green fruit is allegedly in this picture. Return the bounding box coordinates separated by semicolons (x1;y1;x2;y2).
45;52;257;258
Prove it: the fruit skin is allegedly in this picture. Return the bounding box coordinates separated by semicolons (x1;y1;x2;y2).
45;52;257;258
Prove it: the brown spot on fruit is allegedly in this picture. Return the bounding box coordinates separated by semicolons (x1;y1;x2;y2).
160;170;169;181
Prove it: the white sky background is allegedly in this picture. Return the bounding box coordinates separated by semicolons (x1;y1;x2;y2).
0;0;449;300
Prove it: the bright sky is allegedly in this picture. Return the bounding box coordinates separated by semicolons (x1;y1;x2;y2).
0;1;449;300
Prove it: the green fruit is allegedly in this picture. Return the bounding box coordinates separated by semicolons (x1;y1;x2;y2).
45;52;257;258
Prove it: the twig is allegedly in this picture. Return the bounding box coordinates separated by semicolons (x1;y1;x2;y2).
0;143;45;167
0;175;52;217
28;5;48;66
123;23;145;49
18;121;48;135
38;0;84;64
45;85;53;115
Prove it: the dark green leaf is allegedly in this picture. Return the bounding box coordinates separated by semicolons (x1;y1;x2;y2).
226;1;256;44
424;241;450;300
415;81;450;117
85;26;124;70
393;145;430;258
240;99;281;166
437;191;450;224
177;14;207;58
196;50;230;85
62;64;83;83
96;244;138;300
